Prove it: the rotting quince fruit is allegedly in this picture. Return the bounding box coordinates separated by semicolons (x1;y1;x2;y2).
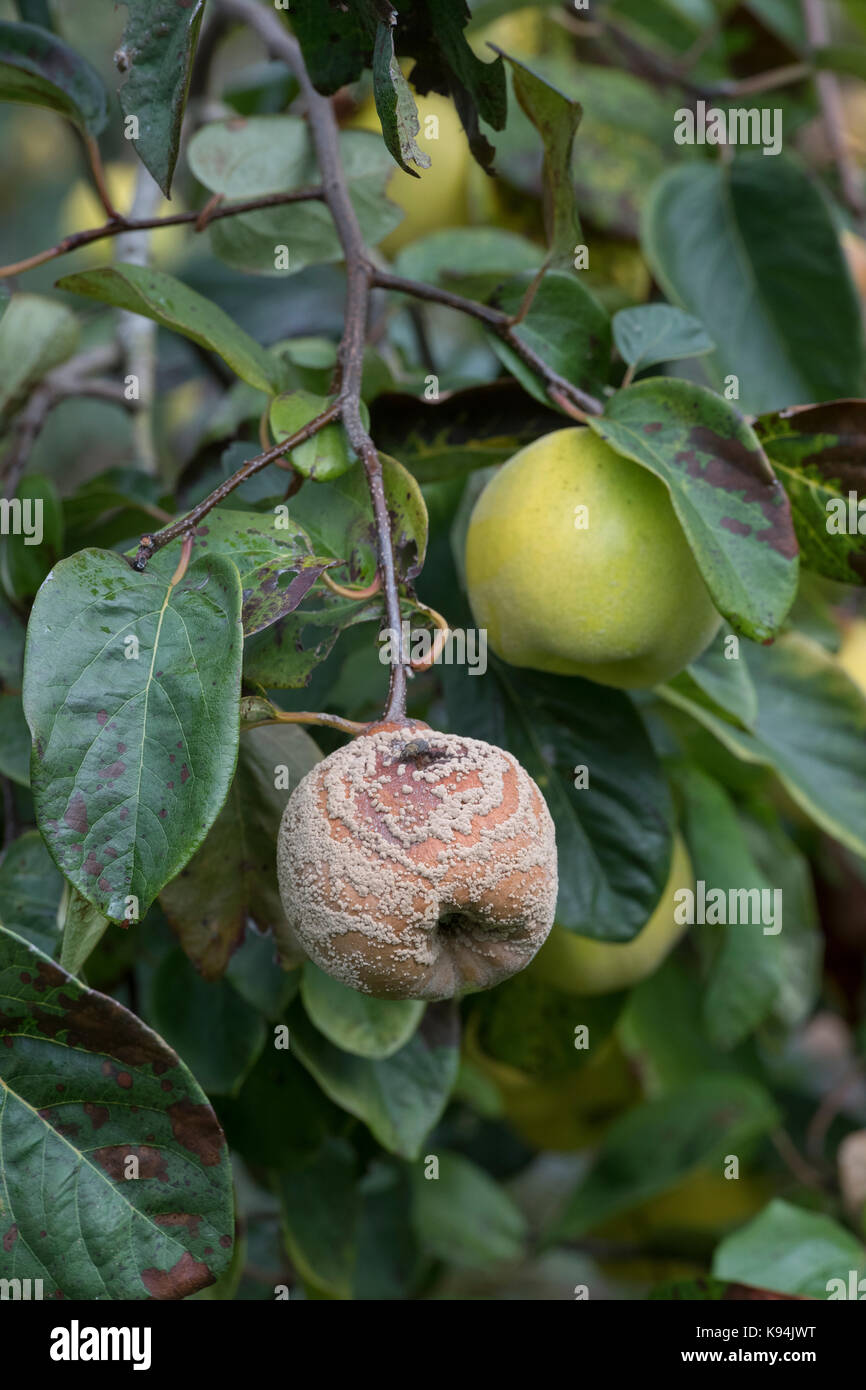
528;833;693;996
465;427;721;688
276;721;557;1001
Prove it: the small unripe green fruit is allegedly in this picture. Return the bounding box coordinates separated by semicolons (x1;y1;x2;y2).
465;428;721;688
528;834;693;996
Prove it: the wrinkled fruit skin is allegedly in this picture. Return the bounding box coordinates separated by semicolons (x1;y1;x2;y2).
276;724;558;1001
465;427;722;689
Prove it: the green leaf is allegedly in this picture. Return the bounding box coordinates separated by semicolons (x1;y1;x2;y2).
277;1138;360;1299
814;44;866;80
613;304;714;374
1;473;64;604
58;886;109;977
590;378;799;643
0;293;79;418
301;962;425;1060
0;926;233;1299
0;595;29;787
160;725;321;981
659;633;866;858
410;1151;527;1268
224;924;300;1021
129;507;332;638
369;380;563;484
117;0;205;196
242;592;383;691
23;549;243;923
288;999;460;1160
488;269;612;405
269;391;361;482
443;660;674;941
498;51;582;265
147;947;265;1096
393;226;542;287
642;156;866;413
371;19;430;176
713;1200;866;1298
0;19;108;133
186;117;402;272
56;264;286;394
674;765;784;1050
0;830;62;956
471;969;625;1078
287;452;428;585
216;1044;343;1169
550;1075;779;1240
671;625;759;731
754;399;866;585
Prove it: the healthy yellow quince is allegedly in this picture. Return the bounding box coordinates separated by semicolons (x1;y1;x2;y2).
465;427;721;688
529;833;693;996
350;88;471;255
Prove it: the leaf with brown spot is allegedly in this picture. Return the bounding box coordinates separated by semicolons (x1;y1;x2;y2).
754;398;866;584
160;725;321;979
0;926;233;1299
590;378;799;642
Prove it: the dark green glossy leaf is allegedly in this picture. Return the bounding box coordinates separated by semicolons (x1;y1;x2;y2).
713;1200;866;1298
0;19;108;133
216;1043;343;1169
147;947;265;1096
675;765;784;1050
590;378;799;642
0;596;30;788
301;962;425;1060
551;1075;779;1240
669;625;759;731
117;0;205;196
288;999;460;1160
0;926;233;1299
160;724;320;980
0;830;62;956
277;1138;360;1299
410;1150;527;1268
642;156;865;413
56;264;286;394
443;660;674;941
23;549;243;923
613;304;714;374
659;633;866;858
369;381;563;483
754;399;866;584
488;270;611;406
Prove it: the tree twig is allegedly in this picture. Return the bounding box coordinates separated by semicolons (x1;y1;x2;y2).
0;186;325;280
365;264;604;418
130;400;341;569
801;0;866;229
219;0;410;721
1;343;127;499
